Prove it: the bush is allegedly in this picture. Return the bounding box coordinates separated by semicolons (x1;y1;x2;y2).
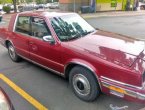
3;6;11;13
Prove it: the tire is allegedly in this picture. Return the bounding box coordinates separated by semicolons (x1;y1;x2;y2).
69;66;100;102
8;43;21;62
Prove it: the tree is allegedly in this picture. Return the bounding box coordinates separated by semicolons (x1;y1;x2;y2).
0;0;12;4
0;0;17;13
36;0;44;4
12;0;17;12
3;6;11;13
25;0;33;3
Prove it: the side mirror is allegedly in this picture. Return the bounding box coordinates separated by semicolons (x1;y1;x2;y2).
42;35;55;44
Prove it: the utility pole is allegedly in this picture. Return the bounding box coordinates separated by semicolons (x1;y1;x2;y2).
12;0;17;13
73;0;76;12
122;0;124;10
43;0;45;10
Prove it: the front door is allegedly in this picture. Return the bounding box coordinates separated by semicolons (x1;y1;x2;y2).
29;17;63;73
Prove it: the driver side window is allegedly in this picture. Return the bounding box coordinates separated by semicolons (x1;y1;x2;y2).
31;17;52;39
15;16;31;35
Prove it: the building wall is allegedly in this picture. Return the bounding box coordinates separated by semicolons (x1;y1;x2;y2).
59;0;134;12
96;3;122;11
96;0;124;11
59;0;89;12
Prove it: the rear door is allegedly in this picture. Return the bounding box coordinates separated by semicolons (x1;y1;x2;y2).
13;16;31;58
29;17;63;72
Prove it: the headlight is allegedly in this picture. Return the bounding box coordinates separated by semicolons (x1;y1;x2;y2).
0;89;11;110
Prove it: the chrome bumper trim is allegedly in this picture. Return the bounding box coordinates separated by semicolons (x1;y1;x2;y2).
102;81;145;100
101;76;143;90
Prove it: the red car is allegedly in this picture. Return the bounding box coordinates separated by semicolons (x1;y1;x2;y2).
0;11;145;102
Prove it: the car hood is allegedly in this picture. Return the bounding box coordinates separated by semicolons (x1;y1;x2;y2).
68;30;145;67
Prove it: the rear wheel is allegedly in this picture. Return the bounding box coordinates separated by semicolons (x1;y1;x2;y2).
69;66;100;102
8;43;21;62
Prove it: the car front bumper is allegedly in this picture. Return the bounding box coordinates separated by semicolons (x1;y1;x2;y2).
100;76;145;103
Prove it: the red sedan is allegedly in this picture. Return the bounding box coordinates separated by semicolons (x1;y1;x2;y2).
0;11;145;102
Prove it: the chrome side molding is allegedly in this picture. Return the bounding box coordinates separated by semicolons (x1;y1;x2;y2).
18;54;65;77
101;76;143;90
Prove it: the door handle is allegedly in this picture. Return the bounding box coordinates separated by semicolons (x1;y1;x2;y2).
31;46;38;51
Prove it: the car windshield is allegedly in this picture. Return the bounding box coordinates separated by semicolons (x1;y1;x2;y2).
51;14;95;42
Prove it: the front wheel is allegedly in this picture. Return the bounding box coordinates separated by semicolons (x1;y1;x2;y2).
69;66;100;102
8;43;21;62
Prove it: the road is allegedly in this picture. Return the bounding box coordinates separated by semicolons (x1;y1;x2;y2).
0;14;145;110
86;15;145;40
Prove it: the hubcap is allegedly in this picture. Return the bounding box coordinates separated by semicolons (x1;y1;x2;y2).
9;45;16;60
73;74;91;96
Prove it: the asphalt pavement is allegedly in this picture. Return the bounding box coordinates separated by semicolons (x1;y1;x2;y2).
86;15;145;40
0;13;145;110
0;45;144;110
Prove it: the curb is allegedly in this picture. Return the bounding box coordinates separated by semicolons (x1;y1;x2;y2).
81;11;145;19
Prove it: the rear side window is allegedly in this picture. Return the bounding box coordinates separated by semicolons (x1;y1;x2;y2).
15;16;31;35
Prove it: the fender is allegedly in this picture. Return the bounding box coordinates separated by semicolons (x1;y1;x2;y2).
64;58;102;90
5;39;14;48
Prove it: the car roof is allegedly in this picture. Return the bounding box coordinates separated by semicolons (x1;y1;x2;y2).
18;11;76;18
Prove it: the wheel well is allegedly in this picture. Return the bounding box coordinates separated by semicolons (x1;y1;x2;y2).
65;63;99;85
5;40;11;48
65;63;77;80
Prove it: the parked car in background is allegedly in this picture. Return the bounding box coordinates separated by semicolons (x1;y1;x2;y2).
49;2;59;9
0;5;2;9
18;5;36;12
8;4;14;11
0;12;2;22
0;5;2;12
0;87;14;110
34;4;39;10
18;6;23;12
0;11;145;103
45;3;52;8
138;2;145;10
38;4;45;9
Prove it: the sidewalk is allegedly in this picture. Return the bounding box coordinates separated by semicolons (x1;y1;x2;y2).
2;10;145;20
81;10;145;19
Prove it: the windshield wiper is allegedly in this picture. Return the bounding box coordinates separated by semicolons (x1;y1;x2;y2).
66;33;82;41
86;30;95;34
82;30;95;36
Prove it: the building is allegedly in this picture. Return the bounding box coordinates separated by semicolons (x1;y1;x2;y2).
59;0;136;12
96;0;124;11
59;0;89;12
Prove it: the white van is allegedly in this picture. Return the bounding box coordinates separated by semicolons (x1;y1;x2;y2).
137;2;145;10
0;5;2;11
